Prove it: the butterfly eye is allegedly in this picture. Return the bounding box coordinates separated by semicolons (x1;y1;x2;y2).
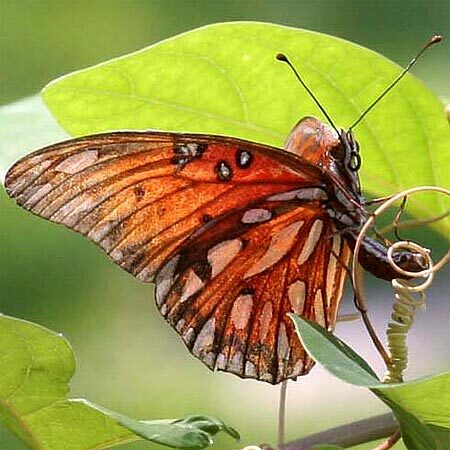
348;151;361;171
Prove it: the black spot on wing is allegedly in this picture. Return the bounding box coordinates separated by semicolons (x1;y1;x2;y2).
215;160;233;181
172;142;207;169
236;149;253;169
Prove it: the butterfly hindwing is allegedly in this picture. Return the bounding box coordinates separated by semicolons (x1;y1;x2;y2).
156;202;350;383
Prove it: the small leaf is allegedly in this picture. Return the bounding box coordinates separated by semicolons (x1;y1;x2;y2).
41;22;450;237
289;314;380;385
84;402;239;449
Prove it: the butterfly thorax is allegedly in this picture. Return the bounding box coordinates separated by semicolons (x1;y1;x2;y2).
284;117;365;230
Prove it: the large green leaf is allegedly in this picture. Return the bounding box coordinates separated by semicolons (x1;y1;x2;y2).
41;22;449;236
291;315;450;449
0;315;238;450
0;96;69;182
0;315;137;450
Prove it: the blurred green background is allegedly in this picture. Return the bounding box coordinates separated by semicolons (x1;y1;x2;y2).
1;1;449;449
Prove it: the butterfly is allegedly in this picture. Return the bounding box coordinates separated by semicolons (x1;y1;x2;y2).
7;36;440;384
4;114;426;384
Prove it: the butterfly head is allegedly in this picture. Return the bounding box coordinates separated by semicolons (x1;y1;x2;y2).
285;116;362;196
330;128;362;193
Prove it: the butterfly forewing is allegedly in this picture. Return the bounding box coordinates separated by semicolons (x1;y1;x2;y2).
5;132;324;283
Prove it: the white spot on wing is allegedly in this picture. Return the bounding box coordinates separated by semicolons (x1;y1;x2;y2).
244;221;303;278
216;353;227;370
155;255;180;306
261;372;274;382
207;239;242;278
176;319;185;332
314;290;326;327
268;188;327;202
183;327;195;345
277;322;290;381
180;269;204;302
192;318;215;357
231;295;253;330
326;235;341;306
288;280;306;315
204;352;215;368
55;150;98;174
277;322;290;362
297;219;324;265
228;351;243;372
245;361;257;377
242;208;272;224
292;360;304;376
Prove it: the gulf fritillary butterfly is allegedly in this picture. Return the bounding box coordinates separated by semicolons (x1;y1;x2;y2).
5;38;438;384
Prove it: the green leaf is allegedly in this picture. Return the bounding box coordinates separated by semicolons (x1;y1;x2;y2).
84;403;240;449
0;96;69;183
0;315;239;450
376;396;437;450
0;314;137;450
374;372;450;428
427;425;450;450
290;314;450;449
374;374;450;449
288;314;380;385
42;22;450;237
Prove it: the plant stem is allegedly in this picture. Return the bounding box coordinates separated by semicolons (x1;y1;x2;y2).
372;428;402;450
281;413;398;450
278;380;288;447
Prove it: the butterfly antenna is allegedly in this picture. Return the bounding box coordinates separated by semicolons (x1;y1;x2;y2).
349;35;443;131
276;53;341;137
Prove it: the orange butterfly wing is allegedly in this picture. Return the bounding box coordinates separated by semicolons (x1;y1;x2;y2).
5;131;349;383
158;201;349;383
6;132;322;280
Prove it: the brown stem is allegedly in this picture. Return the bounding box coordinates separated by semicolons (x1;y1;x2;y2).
281;413;398;450
371;428;402;450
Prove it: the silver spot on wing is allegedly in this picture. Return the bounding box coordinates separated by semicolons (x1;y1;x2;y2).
297;219;323;265
55;150;98;174
230;295;253;330
155;255;180;306
244;221;303;278
288;280;306;315
207;239;242;278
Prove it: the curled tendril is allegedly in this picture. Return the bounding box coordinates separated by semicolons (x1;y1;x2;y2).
384;241;434;383
352;186;450;373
